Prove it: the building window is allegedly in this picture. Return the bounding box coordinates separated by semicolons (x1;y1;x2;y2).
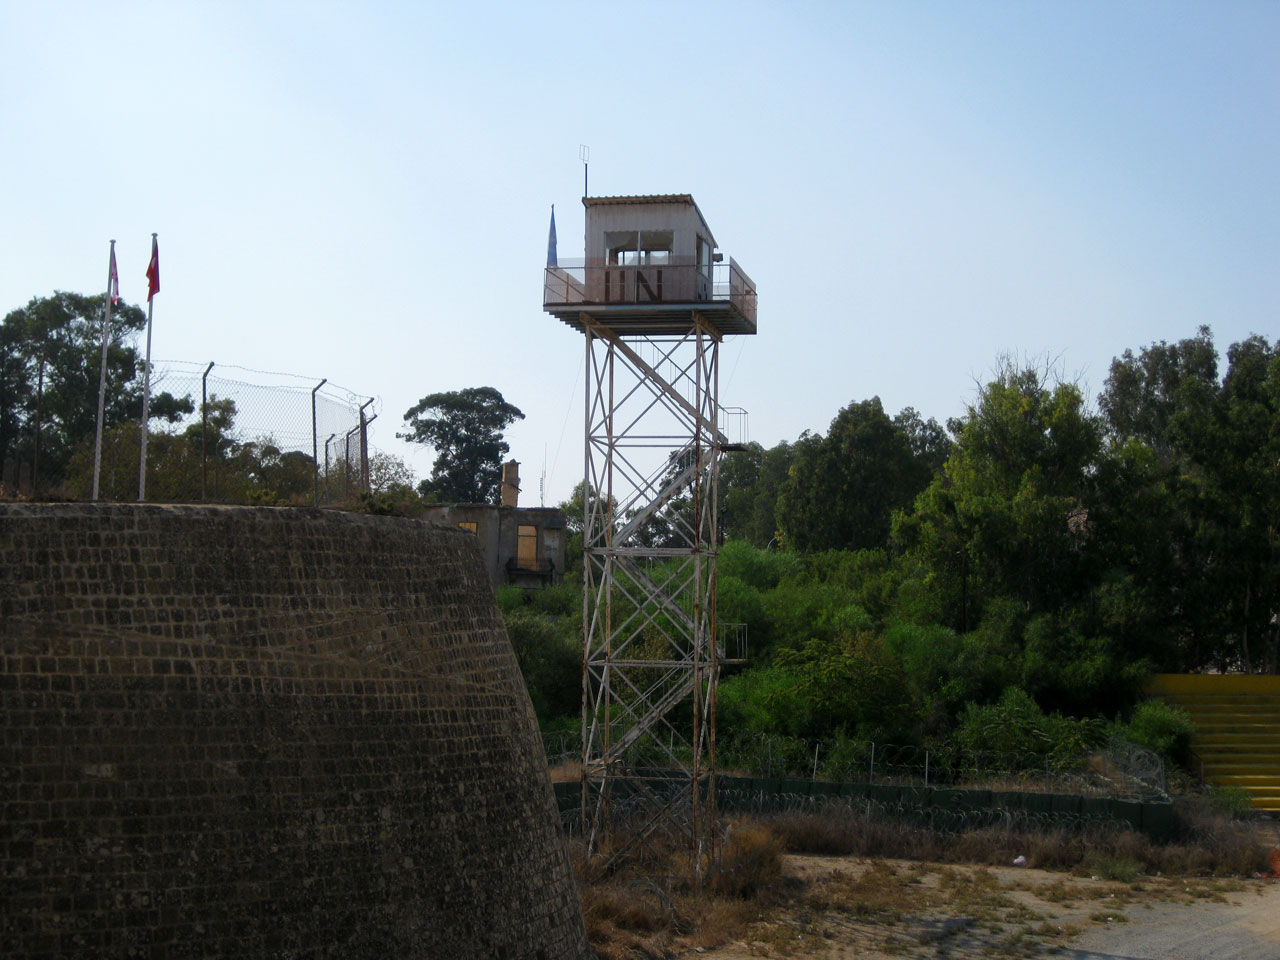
458;521;477;534
517;524;538;569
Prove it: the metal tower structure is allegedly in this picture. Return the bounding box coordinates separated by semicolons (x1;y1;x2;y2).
543;195;757;864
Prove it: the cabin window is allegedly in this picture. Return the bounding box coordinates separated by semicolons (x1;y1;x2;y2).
606;231;673;265
517;524;538;568
697;236;712;280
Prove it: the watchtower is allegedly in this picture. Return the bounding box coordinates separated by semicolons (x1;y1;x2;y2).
544;195;757;864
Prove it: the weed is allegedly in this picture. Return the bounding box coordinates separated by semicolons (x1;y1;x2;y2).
1083;852;1142;882
1208;784;1256;819
1089;909;1129;923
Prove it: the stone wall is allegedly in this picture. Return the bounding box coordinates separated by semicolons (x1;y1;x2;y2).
0;503;589;960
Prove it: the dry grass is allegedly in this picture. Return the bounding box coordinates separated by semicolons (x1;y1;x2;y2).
571;800;1273;958
763;799;1270;877
573;821;788;959
548;758;583;783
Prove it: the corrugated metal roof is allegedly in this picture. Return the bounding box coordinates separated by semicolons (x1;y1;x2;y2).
582;194;694;206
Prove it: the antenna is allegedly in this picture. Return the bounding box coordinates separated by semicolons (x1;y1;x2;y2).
540;444;547;507
579;144;590;197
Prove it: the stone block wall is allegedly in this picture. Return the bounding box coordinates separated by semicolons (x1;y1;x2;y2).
0;503;589;959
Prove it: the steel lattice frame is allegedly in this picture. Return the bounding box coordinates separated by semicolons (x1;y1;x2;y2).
578;311;726;865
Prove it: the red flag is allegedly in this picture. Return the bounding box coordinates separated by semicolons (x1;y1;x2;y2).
108;246;119;304
146;235;160;301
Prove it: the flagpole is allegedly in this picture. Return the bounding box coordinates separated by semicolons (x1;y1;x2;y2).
138;233;158;501
92;240;117;501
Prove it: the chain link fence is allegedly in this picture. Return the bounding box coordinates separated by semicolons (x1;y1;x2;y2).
92;360;377;505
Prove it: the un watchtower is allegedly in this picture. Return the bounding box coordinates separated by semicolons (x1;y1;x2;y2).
544;195;757;864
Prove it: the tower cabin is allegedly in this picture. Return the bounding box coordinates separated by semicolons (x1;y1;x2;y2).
543;194;757;337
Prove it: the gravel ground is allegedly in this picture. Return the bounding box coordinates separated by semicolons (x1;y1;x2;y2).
1063;885;1280;960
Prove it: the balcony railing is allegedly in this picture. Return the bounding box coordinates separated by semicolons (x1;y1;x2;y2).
544;256;757;326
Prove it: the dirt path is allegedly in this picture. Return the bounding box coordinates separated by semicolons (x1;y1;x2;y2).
683;854;1280;960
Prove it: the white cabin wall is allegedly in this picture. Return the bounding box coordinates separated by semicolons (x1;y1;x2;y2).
585;202;716;262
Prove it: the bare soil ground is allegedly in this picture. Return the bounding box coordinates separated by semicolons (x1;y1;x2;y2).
680;853;1280;960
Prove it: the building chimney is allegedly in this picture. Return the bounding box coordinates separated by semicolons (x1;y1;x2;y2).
501;460;520;507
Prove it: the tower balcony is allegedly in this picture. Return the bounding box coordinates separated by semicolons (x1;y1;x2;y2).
544;257;757;336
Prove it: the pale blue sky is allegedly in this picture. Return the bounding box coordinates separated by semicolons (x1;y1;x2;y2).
2;1;1276;504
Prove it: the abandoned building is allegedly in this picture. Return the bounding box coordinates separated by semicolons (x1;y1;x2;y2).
421;460;566;589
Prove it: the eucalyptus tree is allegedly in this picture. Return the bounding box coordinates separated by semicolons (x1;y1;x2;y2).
399;386;524;503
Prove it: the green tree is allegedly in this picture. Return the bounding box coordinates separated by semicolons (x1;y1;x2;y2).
64;394;319;506
1100;325;1218;460
1;292;190;492
892;406;952;476
898;363;1103;620
366;450;418;493
776;397;930;553
717;441;798;547
398;386;524;503
1217;336;1280;671
0;318;26;488
556;481;621;578
1097;329;1280;672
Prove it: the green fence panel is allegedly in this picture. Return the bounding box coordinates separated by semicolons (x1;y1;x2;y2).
929;787;990;813
990;790;1025;812
1141;802;1174;841
781;778;812;796
930;788;953;809
553;767;1170;840
1051;794;1082;815
1023;793;1054;815
1110;799;1144;831
899;786;932;809
869;784;901;806
1080;796;1112;821
962;788;992;811
553;781;577;814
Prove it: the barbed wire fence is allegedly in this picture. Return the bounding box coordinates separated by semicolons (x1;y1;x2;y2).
96;360;379;505
542;731;1168;803
553;788;1145;843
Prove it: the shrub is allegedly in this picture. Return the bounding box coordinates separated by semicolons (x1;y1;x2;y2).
709;823;783;898
1207;784;1255;820
529;582;580;617
717;665;809;739
1118;699;1195;770
717;573;767;634
951;686;1105;768
884;621;959;696
354;483;426;517
504;611;580;723
773;631;920;742
495;584;526;615
718;539;802;591
763;580;872;655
